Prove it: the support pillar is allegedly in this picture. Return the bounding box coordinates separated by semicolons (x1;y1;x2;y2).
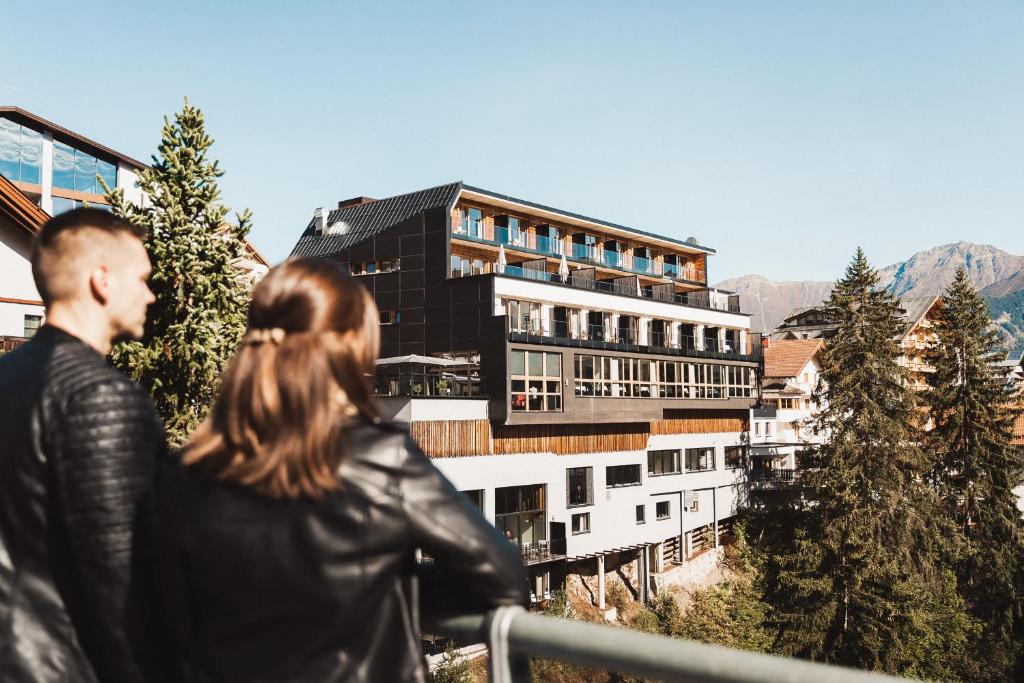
597;554;606;609
713;487;720;548
695;324;705;351
641;546;651;604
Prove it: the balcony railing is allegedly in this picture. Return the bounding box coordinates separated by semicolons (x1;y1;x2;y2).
749;468;798;488
518;539;567;565
453;224;706;283
490;266;740;314
373;371;486;398
430;606;909;683
509;320;760;363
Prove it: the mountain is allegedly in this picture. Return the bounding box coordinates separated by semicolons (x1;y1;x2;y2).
878;242;1024;299
716;242;1024;356
713;274;833;334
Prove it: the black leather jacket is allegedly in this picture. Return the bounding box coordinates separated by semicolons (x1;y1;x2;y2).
157;420;528;683
0;326;166;683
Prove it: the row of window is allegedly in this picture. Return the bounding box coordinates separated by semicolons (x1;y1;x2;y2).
570;500;672;536
0;117;119;194
567;448;745;506
574;354;754;399
351;259;400;275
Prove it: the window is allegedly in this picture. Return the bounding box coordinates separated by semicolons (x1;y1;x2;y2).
461;489;484;513
685;448;715;472
0;117;42;184
754;422;761;436
467;207;483;237
379;310;400;325
495;484;546;547
566;467;593;507
571;512;591;535
656;501;671;520
52;140;117;194
510;350;561;412
352;259;400;275
573;353;752;400
724;446;745;469
647;449;681;476
636;505;646;525
606;464;641;488
51;197;112;215
506;299;543;335
23;314;42;338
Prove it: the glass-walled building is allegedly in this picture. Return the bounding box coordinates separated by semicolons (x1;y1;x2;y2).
0;107;146;215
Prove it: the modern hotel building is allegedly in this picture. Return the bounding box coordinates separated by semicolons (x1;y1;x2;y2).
291;182;761;605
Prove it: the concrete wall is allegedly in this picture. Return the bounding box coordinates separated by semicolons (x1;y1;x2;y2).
433;430;746;560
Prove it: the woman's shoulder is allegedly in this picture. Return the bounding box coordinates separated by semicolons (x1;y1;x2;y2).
341;418;422;471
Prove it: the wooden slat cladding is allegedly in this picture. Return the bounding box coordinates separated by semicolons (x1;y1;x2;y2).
409;419;491;458
493;423;649;455
652;409;749;435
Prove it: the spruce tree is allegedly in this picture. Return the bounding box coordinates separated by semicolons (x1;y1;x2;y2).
925;266;1024;680
104;101;253;447
765;249;977;678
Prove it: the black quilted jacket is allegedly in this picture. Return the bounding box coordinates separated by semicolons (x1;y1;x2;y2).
158;420;528;683
0;325;166;683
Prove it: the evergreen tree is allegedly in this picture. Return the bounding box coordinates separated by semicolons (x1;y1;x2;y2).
104;101;253;447
764;249;977;678
925;266;1024;679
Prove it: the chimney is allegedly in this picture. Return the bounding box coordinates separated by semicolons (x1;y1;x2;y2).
313;207;327;234
338;196;376;209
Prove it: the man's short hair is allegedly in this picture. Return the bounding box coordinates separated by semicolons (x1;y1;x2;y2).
32;208;147;306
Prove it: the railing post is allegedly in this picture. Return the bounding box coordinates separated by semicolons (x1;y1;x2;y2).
486;605;530;683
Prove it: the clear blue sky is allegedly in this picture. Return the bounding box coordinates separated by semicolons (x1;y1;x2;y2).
4;1;1022;282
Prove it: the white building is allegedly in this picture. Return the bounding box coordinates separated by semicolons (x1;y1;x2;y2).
0;106;268;343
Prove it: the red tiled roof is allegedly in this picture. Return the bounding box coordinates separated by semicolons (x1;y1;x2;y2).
0;173;48;238
764;339;824;379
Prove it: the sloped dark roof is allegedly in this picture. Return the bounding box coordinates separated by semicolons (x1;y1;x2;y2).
290;182;462;258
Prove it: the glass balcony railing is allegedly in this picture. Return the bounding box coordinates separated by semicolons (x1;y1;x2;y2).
632;255;654;273
496;226;529;249
571;243;600;262
534;234;563;255
603;250;622;268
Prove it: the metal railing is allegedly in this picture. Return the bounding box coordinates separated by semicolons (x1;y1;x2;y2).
431;606;909;683
373;372;486;398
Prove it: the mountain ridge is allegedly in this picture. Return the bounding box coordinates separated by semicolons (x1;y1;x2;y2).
715;242;1024;355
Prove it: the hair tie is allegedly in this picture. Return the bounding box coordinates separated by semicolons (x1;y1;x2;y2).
244;327;286;345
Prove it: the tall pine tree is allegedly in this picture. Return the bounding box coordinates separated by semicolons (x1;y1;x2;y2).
104;101;253;446
925;266;1024;680
764;249;977;679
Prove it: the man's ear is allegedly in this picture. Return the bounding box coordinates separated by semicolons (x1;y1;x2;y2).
89;264;111;306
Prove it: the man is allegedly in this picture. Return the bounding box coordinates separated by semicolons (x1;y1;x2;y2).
0;208;163;682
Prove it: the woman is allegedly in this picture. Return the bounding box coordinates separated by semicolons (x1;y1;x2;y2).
157;258;527;682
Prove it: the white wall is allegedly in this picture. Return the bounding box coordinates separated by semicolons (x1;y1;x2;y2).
433;431;747;560
0;220;43;337
493;276;750;330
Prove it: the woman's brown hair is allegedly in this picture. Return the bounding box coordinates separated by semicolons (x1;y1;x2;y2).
182;257;380;498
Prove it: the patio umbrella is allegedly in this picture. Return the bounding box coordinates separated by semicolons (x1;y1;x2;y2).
559;253;569;282
497;244;507;274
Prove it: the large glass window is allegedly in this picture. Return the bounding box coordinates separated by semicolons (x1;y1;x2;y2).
510;350;561;412
495;484;546;547
566;467;593;507
571;512;590;535
466;207;482;237
53;140;117;194
648;449;681;476
606;464;641;488
0;118;42;184
656;501;671;520
724;446;746;469
685;448;716;472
